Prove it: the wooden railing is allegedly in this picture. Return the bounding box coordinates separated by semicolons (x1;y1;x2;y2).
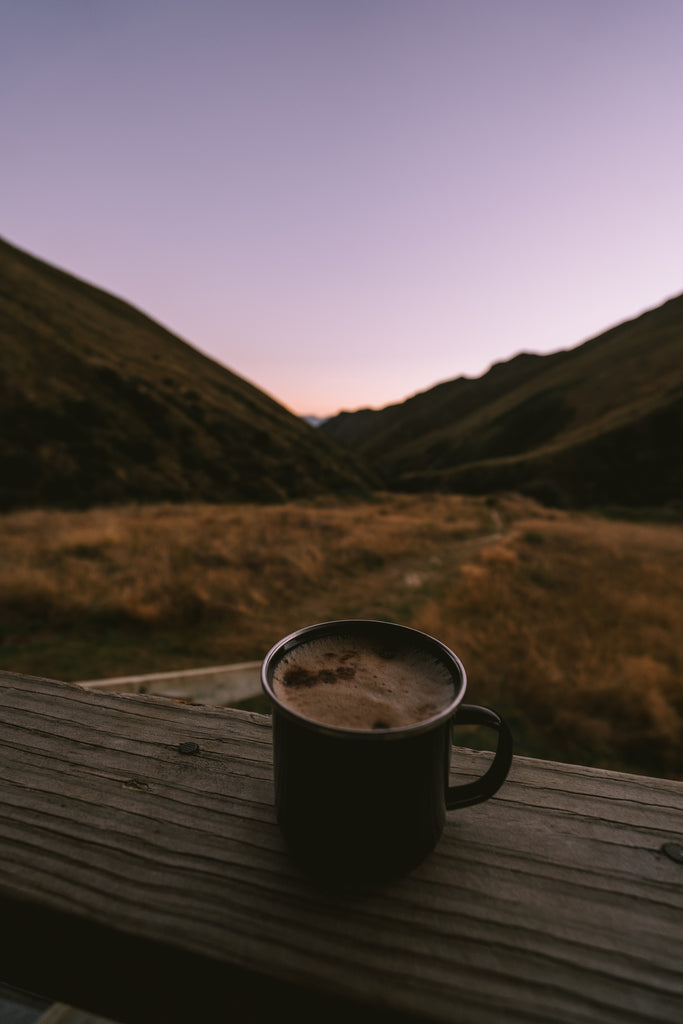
1;668;682;1024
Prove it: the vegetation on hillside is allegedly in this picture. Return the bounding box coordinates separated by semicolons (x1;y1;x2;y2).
1;493;681;780
323;296;683;508
0;236;375;510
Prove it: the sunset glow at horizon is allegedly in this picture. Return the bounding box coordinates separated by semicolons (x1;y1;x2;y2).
3;1;683;418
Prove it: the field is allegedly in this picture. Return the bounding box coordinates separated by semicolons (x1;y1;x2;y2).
1;492;682;779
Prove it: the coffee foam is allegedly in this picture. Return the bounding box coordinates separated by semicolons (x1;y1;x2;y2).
271;633;454;731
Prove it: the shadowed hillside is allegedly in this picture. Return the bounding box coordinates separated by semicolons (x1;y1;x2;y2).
0;237;376;510
323;297;683;508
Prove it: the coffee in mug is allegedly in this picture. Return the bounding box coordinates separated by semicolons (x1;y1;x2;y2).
262;619;513;889
271;630;455;731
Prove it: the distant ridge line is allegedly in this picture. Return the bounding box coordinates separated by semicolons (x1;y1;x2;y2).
321;293;683;509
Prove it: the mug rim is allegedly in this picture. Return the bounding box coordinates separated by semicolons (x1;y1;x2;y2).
261;619;468;740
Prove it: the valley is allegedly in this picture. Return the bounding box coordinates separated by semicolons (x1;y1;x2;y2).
1;492;681;780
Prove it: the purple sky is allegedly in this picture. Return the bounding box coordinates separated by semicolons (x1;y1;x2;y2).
3;1;683;418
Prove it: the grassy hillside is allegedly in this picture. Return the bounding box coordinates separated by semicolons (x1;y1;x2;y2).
0;237;376;509
1;494;681;780
322;296;683;508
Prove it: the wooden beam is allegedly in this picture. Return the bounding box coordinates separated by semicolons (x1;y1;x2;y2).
78;660;262;705
1;669;682;1024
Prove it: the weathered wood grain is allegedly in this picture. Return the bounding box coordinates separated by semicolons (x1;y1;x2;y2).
1;669;682;1024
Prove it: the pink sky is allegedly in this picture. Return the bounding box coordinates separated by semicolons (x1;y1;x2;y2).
3;1;683;417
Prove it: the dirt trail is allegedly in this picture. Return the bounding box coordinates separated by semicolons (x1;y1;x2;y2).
398;500;510;592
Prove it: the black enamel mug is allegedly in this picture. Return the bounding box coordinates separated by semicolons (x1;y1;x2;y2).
261;620;513;888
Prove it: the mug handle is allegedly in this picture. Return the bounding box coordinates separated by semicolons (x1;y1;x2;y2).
446;704;513;810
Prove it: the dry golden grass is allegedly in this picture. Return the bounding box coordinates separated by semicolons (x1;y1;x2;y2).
411;510;683;778
1;493;681;778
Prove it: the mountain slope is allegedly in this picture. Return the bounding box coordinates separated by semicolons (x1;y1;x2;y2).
322;296;683;507
0;237;376;510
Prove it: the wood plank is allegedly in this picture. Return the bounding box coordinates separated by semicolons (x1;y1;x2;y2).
78;661;262;705
1;669;682;1024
